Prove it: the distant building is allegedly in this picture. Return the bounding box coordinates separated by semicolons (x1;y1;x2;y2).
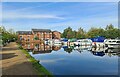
17;29;61;49
52;31;61;39
17;31;34;49
32;29;52;40
17;31;33;42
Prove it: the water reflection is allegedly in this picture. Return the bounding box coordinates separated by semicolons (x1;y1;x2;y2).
52;45;62;51
105;49;120;57
90;47;120;57
28;43;119;75
23;43;120;57
32;45;62;54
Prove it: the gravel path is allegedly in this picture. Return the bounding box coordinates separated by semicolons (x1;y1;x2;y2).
0;42;38;76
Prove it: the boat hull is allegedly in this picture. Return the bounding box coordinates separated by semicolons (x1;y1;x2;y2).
107;44;120;48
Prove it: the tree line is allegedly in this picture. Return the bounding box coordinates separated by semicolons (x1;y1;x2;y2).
61;24;120;39
0;26;17;46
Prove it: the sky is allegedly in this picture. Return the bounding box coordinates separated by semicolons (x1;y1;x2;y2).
1;2;118;32
2;0;120;2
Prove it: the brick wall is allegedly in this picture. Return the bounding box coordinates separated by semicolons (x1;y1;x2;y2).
52;31;61;39
34;32;52;40
18;34;34;42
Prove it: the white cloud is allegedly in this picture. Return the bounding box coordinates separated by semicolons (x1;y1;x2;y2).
24;15;64;19
40;58;65;63
3;14;65;19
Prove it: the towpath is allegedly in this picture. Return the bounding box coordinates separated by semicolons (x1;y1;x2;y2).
0;42;38;76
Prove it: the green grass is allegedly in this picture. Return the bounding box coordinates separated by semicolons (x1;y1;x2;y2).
18;45;53;77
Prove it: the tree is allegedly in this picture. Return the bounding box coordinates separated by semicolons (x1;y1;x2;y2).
62;27;74;39
34;36;39;40
105;28;120;38
61;24;119;39
8;28;15;34
86;27;105;38
105;24;114;30
72;30;77;38
76;27;86;39
104;24;120;38
64;48;73;53
66;30;73;39
1;26;17;46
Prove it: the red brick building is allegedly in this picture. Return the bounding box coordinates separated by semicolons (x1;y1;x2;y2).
32;29;52;40
17;29;61;49
17;31;33;42
52;31;61;39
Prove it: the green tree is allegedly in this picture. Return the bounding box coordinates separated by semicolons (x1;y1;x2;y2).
72;30;77;38
105;28;120;38
1;26;17;46
61;24;119;39
76;27;86;39
87;27;105;38
105;24;114;30
64;48;73;53
34;36;39;40
62;27;74;39
104;24;120;38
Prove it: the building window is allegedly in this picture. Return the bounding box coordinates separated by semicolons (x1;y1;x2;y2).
28;35;30;41
28;44;30;49
41;33;43;37
41;38;43;40
35;44;39;49
28;39;30;41
46;32;49;35
20;36;22;40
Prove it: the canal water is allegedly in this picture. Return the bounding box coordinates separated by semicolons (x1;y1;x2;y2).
28;45;119;75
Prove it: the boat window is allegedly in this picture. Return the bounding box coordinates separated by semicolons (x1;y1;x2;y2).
117;41;120;43
109;41;111;42
84;40;88;42
104;40;107;42
112;41;116;42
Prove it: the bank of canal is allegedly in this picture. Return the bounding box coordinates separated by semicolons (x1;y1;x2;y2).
1;42;52;76
19;46;53;76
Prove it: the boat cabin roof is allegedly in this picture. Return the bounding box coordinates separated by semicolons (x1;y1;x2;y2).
77;39;92;42
104;39;120;43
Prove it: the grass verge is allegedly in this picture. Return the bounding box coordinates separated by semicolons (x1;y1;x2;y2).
18;45;53;77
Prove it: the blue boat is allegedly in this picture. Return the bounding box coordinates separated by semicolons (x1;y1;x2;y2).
62;46;68;49
92;51;105;57
61;38;68;42
91;36;105;42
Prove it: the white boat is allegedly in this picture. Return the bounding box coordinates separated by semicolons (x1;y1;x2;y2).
74;39;92;46
104;39;120;48
74;45;92;51
44;39;53;46
62;42;68;46
53;39;62;45
92;42;105;48
91;47;108;52
61;38;68;46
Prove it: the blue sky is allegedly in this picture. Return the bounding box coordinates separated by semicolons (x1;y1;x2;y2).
2;0;120;2
1;2;118;32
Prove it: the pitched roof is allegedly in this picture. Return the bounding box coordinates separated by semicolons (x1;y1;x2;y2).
32;29;51;32
52;31;61;34
16;31;32;35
